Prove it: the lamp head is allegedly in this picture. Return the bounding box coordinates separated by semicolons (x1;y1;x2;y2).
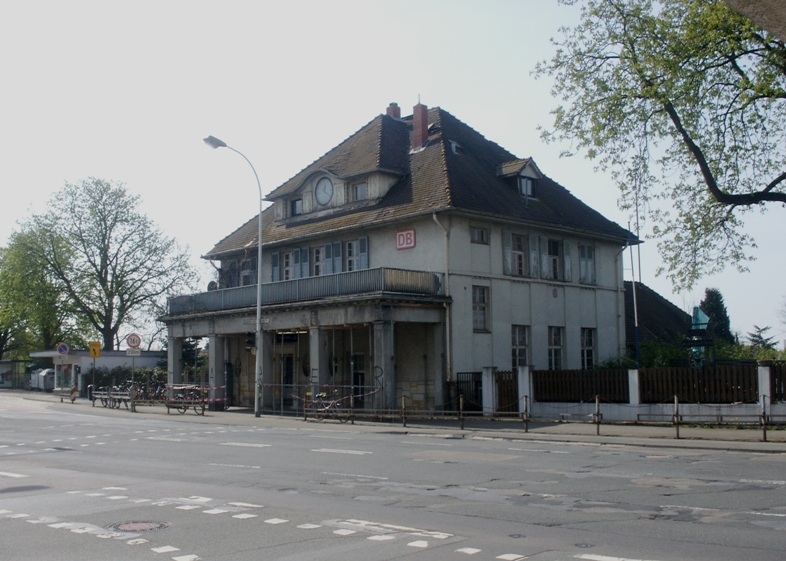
203;135;227;149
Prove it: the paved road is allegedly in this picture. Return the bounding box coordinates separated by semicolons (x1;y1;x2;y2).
2;391;786;560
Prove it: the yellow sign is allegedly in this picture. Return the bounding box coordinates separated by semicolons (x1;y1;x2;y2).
88;341;101;358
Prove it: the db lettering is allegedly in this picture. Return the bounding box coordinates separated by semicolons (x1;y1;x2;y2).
396;229;416;250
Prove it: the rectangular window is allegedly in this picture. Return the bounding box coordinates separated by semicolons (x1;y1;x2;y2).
581;328;596;370
511;324;529;369
290;198;303;216
548;326;564;370
313;247;323;276
519;176;537;198
240;259;254;286
579;243;596;284
540;237;571;281
512;233;528;276
472;286;489;331
352;182;368;201
470;226;488;245
547;239;562;280
282;251;293;280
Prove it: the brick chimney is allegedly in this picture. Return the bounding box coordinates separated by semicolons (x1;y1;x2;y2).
386;102;401;119
411;102;428;151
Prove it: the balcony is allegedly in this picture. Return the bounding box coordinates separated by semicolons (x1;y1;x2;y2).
167;267;445;316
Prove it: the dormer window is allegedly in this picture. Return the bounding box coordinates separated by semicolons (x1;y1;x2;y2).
290;198;303;216
519;176;537;198
350;182;368;202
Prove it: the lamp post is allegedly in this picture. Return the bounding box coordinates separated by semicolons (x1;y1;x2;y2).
203;135;264;417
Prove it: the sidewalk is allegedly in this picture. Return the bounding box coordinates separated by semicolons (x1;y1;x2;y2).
14;389;786;453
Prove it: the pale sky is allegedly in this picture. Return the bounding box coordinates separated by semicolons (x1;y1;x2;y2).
1;0;782;344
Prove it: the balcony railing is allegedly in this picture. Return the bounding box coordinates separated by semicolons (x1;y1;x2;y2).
167;267;444;316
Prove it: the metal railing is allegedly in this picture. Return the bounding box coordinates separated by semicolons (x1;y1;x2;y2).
167;267;444;315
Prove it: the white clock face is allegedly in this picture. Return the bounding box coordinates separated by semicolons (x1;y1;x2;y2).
315;177;333;205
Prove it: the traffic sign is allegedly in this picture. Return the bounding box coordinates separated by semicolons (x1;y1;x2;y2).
126;333;142;349
126;348;141;357
56;342;69;355
88;341;101;358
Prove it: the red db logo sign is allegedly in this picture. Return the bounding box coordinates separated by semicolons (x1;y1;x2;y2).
396;229;416;250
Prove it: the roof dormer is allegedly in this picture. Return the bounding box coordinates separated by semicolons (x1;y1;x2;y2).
497;158;543;199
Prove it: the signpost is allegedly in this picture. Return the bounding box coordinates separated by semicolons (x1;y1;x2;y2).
126;333;142;388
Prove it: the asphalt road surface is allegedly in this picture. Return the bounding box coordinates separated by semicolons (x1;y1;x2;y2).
1;392;785;561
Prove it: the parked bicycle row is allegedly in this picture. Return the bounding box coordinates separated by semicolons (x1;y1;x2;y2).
87;383;209;415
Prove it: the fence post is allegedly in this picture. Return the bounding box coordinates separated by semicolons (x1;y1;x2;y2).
673;395;680;439
594;395;601;435
459;394;465;430
523;395;529;433
402;395;407;428
761;394;768;443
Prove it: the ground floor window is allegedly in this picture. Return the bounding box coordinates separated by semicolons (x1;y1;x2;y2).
581;328;596;370
548;326;564;370
511;324;529;369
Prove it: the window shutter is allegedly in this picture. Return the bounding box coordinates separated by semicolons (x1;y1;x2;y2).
332;241;343;272
271;252;280;282
529;235;539;278
502;230;512;275
300;247;310;278
323;244;333;274
563;242;572;282
539;236;548;279
358;237;368;270
293;248;301;279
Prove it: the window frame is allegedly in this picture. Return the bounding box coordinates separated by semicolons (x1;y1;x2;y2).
470;226;489;245
548;326;564;370
579;243;596;285
511;324;529;369
472;285;490;332
581;327;596;370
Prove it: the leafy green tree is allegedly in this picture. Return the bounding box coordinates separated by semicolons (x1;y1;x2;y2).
535;0;786;290
0;235;81;358
18;178;197;350
699;288;735;345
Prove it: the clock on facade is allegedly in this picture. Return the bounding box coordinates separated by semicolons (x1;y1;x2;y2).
315;177;333;205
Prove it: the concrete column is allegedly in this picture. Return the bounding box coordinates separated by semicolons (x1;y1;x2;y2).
373;320;395;409
260;330;275;409
309;326;330;386
431;323;445;410
208;335;226;411
481;366;497;416
168;336;183;386
517;366;531;414
758;362;772;406
628;369;640;405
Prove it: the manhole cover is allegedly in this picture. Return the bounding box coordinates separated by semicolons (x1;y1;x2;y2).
107;521;169;532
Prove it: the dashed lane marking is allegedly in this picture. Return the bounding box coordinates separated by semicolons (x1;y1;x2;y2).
0;471;28;478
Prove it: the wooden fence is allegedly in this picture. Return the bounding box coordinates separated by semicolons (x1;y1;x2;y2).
531;369;629;403
639;365;758;404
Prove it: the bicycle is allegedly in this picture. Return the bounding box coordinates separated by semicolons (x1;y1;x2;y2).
309;390;350;423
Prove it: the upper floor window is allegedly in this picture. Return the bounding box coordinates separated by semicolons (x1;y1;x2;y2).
290;198;303;216
503;230;538;278
579;243;596;284
240;258;255;286
470;226;488;244
472;285;490;332
540;237;571;282
271;237;368;281
519;176;537;198
350;182;368;202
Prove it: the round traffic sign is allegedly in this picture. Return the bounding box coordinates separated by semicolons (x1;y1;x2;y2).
126;333;142;349
56;342;69;355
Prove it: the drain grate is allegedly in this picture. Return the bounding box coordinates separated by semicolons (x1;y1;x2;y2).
106;521;170;533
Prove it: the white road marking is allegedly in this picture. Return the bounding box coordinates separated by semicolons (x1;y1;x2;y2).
457;548;482;554
0;471;27;479
265;518;289;524
219;442;271;448
151;545;179;553
408;540;429;548
312;448;371;455
576;555;663;561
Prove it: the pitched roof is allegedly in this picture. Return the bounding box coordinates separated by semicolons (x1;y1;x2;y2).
624;281;691;345
204;106;635;259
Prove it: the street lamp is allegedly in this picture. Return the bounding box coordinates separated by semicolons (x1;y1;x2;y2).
203;135;264;417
